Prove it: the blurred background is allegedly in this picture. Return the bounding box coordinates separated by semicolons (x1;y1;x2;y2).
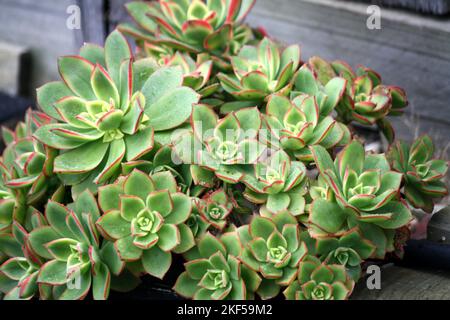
0;0;449;157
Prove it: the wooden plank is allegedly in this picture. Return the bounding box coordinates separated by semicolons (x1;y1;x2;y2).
428;207;450;244
0;0;80;95
77;0;106;46
352;265;450;299
247;0;450;59
0;0;105;95
0;0;74;13
0;42;30;96
348;0;450;15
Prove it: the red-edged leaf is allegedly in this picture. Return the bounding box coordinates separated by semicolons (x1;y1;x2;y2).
182;20;213;44
58;56;96;100
119;59;134;109
94;139;126;184
105;30;132;87
91;64;120;107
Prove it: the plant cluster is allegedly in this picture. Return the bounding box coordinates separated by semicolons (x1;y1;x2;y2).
0;0;448;300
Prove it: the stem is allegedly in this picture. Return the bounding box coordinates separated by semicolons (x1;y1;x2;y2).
13;191;27;225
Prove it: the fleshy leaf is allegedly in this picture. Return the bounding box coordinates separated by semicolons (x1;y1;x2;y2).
58;56;96;100
105;30;132;87
142;246;172;279
54;140;109;174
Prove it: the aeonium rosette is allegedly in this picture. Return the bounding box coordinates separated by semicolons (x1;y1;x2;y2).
34;30;199;191
119;0;256;67
0;110;56;231
264;93;345;162
196;189;234;230
186;198;210;239
309;140;413;258
173;105;265;184
307;56;408;143
28;191;130;300
237;212;308;299
283;255;355;300
0;216;49;300
1;110;56;205
96;170;195;279
173;232;262;300
1;0;448;303
332;60;408;118
291;63;352;158
241;149;307;216
218;37;300;106
339;67;391;125
153;51;219;96
313;228;376;281
387;135;448;213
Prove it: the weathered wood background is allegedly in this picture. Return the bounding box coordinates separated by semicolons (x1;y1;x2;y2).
0;0;104;96
352;264;450;299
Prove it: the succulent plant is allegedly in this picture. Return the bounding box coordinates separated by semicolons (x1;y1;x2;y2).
34;30;199;191
315;228;376;280
283;255;355;300
340;70;390;124
293;63;346;116
291;64;352;154
0;217;49;300
173;232;261;300
1;110;57;206
187;198;211;239
309;140;412;258
331;61;408;115
237;213;308;299
28;191;126;300
197;189;234;230
387;135;448;213
120;143;203;197
0;164;21;233
307;56;408;143
96;170;195;279
174;105;265;183
241;149;307;216
218;37;300;104
150;51;219;96
0;110;57;233
308;174;332;202
1;108;53;145
119;0;255;64
189;164;218;189
264;94;345;161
